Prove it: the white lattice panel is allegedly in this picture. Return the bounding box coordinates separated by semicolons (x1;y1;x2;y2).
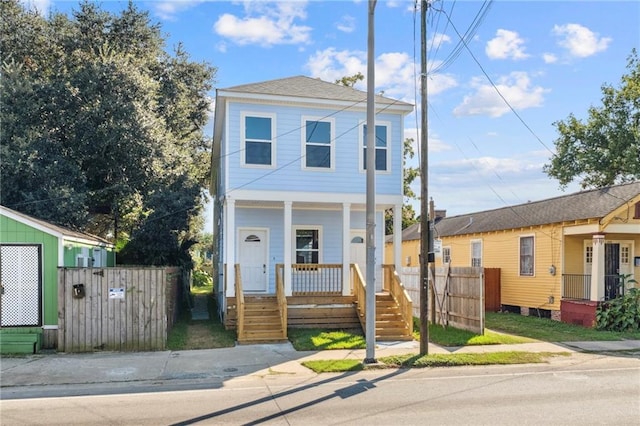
1;245;41;326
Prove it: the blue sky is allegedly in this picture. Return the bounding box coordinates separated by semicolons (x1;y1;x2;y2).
25;0;640;227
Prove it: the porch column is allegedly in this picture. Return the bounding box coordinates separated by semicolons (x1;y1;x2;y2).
342;203;351;296
393;203;402;271
284;201;293;296
590;234;606;301
225;198;236;298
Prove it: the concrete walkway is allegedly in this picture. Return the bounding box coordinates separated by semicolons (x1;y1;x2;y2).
2;339;639;394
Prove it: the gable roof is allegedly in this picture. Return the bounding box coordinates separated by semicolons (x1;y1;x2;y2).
218;75;413;109
0;205;114;247
435;181;640;237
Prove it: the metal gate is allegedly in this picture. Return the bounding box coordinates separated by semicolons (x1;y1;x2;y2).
0;244;42;326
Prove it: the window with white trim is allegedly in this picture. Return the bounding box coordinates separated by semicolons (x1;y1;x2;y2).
294;228;321;264
585;245;593;264
519;235;534;276
621;245;630;265
303;117;334;170
471;240;482;267
242;113;275;167
443;246;451;264
361;122;390;172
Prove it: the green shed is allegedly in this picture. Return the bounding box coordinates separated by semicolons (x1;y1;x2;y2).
0;205;115;353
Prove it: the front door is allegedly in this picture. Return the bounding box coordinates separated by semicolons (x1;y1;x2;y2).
1;244;42;326
604;243;620;300
350;230;366;280
238;229;268;293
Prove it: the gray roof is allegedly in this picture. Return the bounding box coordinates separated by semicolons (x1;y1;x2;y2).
221;75;413;108
435;181;640;237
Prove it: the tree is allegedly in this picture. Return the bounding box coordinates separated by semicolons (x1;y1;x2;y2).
0;0;216;265
335;72;364;88
544;49;640;189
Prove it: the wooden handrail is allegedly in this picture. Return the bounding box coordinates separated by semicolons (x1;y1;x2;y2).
351;264;366;327
275;264;287;338
234;264;244;340
383;265;413;334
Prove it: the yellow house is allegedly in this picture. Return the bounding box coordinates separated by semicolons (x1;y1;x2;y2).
387;182;640;326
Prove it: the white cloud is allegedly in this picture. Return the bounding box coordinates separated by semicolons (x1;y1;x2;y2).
336;15;356;33
542;53;558;64
151;1;204;21
213;1;311;47
453;72;548;118
552;23;611;58
19;0;50;14
485;29;530;60
305;48;457;102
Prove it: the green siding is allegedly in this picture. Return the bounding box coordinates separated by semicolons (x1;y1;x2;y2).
0;215;59;326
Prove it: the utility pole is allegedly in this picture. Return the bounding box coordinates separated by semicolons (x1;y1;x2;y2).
364;0;377;364
419;0;430;356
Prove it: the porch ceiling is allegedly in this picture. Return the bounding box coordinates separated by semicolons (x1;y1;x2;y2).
235;200;367;210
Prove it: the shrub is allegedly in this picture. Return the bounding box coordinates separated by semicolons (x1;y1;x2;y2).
596;288;640;332
192;270;213;288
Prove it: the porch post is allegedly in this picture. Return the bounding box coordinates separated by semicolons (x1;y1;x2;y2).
590;234;605;301
393;203;402;270
225;198;236;298
342;203;351;296
284;201;293;296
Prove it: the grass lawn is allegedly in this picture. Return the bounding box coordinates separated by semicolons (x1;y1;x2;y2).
485;312;640;342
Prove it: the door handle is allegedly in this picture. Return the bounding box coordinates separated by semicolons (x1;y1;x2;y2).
263;264;266;274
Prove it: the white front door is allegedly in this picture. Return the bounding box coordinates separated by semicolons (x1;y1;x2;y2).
238;229;269;293
350;230;366;280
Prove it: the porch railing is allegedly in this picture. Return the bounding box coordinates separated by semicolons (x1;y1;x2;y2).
235;264;245;340
562;274;625;301
275;265;287;334
382;265;413;334
291;263;343;296
351;264;366;326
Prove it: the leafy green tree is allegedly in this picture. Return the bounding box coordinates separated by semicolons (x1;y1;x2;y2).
0;0;216;266
544;49;640;189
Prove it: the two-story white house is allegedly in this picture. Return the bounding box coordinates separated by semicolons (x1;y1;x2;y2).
210;76;414;343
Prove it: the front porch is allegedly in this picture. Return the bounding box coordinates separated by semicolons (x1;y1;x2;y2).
222;264;413;344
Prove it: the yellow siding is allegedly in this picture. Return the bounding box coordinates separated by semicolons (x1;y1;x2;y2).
438;225;563;310
384;239;420;267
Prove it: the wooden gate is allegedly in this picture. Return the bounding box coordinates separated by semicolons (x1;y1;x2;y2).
432;266;484;334
58;267;180;352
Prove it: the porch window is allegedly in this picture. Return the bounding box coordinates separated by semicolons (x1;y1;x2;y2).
295;228;320;264
519;236;534;276
303;118;334;169
242;113;275;166
361;123;389;172
471;240;482;267
585;245;593;264
443;246;451;264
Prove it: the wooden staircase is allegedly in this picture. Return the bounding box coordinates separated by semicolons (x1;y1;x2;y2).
237;296;287;344
359;293;413;341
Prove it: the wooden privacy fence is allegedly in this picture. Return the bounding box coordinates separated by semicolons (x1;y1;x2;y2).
400;267;501;320
432;266;484;334
58;267;181;352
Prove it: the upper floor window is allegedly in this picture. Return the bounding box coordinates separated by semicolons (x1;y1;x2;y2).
303;117;334;170
242;113;275;167
471;239;482;267
361;123;390;172
519;235;534;276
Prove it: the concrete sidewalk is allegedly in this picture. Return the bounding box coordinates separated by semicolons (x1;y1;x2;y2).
2;339;639;393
